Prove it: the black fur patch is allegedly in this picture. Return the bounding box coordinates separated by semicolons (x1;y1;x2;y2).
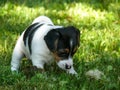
23;23;39;46
23;23;43;54
44;26;80;59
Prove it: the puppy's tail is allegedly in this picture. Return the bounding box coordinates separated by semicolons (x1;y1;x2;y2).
32;16;54;25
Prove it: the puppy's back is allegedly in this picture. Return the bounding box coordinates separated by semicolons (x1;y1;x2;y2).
32;16;54;25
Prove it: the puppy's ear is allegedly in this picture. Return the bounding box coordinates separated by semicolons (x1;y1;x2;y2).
76;28;80;47
44;30;60;52
66;26;80;47
70;26;80;47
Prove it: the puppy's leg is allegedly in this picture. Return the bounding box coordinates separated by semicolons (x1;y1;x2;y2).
11;40;24;71
31;55;44;69
67;67;77;75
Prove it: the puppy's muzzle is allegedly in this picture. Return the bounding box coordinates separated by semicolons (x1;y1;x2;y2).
65;64;71;69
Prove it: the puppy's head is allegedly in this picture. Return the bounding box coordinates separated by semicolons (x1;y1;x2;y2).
44;26;80;74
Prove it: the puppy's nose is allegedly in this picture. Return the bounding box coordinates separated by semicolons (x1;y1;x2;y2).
65;64;71;69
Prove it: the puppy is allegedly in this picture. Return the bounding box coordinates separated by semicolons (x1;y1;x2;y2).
11;16;80;74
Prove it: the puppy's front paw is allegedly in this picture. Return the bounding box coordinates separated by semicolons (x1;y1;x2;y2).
11;66;18;72
67;67;77;75
68;70;77;75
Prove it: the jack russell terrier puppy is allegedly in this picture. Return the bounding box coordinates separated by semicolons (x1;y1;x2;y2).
11;16;80;74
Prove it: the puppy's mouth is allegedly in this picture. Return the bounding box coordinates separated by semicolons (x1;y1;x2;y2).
57;57;73;70
57;58;77;75
52;51;77;74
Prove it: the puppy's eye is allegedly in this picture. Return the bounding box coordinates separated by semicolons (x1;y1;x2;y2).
61;53;67;56
57;49;69;58
59;52;66;56
58;52;68;58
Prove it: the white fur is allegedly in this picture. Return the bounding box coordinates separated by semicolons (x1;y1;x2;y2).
57;57;77;74
11;16;77;74
32;16;54;25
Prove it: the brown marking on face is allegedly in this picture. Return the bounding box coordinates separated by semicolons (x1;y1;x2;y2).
65;48;70;53
52;52;62;62
52;48;70;62
73;47;77;53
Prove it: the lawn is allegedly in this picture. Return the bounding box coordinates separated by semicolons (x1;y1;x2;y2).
0;0;120;90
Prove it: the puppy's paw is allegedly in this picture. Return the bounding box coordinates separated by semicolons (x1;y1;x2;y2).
68;70;77;75
11;66;18;72
67;67;77;75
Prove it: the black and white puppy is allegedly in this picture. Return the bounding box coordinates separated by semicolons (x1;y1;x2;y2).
11;16;80;74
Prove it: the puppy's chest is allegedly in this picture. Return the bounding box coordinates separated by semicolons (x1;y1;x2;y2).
43;52;54;63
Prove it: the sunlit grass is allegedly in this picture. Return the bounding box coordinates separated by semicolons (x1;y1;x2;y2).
0;0;120;89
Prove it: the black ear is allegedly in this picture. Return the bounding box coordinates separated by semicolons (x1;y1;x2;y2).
76;28;80;47
44;30;60;52
70;26;80;47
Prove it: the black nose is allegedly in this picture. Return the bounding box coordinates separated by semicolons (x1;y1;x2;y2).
65;64;71;69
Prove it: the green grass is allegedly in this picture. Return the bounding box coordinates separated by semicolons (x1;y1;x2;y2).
0;0;120;90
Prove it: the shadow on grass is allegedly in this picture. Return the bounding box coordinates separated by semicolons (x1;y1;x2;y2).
0;0;119;34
